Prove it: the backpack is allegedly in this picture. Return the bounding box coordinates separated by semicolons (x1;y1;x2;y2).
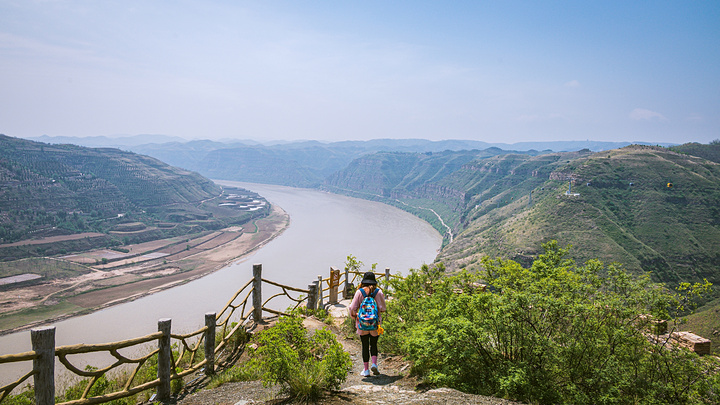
357;288;379;331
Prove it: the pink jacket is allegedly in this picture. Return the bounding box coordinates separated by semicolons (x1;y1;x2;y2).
348;287;386;336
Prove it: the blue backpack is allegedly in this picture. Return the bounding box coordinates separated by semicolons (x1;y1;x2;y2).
357;288;379;331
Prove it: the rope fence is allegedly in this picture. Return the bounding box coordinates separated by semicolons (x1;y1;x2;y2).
0;262;384;405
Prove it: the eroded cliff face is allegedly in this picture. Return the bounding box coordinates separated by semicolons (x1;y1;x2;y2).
394;183;466;211
325;156;397;196
441;146;720;295
323;150;578;237
325;145;720;302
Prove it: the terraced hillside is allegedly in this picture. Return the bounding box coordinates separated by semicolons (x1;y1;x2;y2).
323;148;551;235
0;135;269;258
326;145;720;292
440;146;720;289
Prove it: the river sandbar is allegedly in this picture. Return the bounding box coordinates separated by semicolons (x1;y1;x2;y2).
0;205;289;335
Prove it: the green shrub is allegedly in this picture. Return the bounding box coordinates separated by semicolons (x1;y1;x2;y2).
385;241;720;404
51;350;181;405
216;321;249;351
55;366;133;404
245;316;351;401
171;375;184;395
289;306;333;324
341;313;357;339
381;261;448;355
207;362;262;389
1;387;34;405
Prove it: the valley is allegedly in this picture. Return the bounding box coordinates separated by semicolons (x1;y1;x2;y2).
2;134;719;352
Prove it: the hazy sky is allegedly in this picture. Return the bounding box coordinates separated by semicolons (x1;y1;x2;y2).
1;1;718;144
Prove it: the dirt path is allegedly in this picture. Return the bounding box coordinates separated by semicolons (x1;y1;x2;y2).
174;302;521;404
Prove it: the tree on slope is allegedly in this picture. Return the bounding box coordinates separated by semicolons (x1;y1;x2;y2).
384;241;719;404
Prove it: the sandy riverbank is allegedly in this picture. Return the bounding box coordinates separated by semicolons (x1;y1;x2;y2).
0;205;290;335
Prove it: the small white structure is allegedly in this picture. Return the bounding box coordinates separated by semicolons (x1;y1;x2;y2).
565;180;579;196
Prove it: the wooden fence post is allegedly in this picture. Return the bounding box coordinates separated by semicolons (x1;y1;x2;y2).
204;312;216;376
253;263;262;322
329;267;340;305
385;268;390;284
317;275;324;309
314;280;320;310
157;318;172;401
343;267;350;299
31;326;55;405
307;283;317;310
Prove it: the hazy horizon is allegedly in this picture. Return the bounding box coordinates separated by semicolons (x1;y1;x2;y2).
17;133;685;149
2;1;718;145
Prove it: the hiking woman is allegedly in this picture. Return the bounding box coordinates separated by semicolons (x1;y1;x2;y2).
349;271;386;376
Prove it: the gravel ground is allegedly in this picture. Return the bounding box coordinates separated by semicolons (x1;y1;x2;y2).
164;302;522;405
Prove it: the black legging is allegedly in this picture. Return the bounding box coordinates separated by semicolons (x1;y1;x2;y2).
360;334;379;363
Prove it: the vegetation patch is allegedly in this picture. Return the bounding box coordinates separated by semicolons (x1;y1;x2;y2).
384;241;719;404
214;316;351;402
0;257;91;280
110;222;146;232
0;301;86;331
681;297;720;355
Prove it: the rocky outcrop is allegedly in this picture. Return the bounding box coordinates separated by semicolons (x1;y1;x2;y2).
400;183;466;210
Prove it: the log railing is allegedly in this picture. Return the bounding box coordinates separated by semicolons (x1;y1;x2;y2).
261;278;309;317
54;330;164;405
0;261;372;405
316;267;398;304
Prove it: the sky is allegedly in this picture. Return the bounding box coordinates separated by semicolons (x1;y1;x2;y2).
1;1;718;144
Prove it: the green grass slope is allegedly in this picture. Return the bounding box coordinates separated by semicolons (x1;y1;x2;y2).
323;149;554;234
671;141;720;163
439;145;720;291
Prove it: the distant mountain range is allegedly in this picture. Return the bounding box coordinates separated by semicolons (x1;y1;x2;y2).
27;134;676;152
24;135;676;188
29;134;190;148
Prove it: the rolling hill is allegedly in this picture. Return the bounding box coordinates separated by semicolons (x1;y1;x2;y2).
325;145;720;293
0;134;269;258
441;145;720;286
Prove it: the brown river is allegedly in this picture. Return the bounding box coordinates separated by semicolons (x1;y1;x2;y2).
0;182;442;385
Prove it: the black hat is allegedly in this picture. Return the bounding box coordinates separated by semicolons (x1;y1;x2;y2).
361;271;377;285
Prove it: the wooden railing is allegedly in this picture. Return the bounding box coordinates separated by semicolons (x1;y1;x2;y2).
315;267;398;307
0;262;374;405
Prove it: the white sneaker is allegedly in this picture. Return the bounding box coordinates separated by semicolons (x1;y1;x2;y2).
371;363;379;375
360;369;370;377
